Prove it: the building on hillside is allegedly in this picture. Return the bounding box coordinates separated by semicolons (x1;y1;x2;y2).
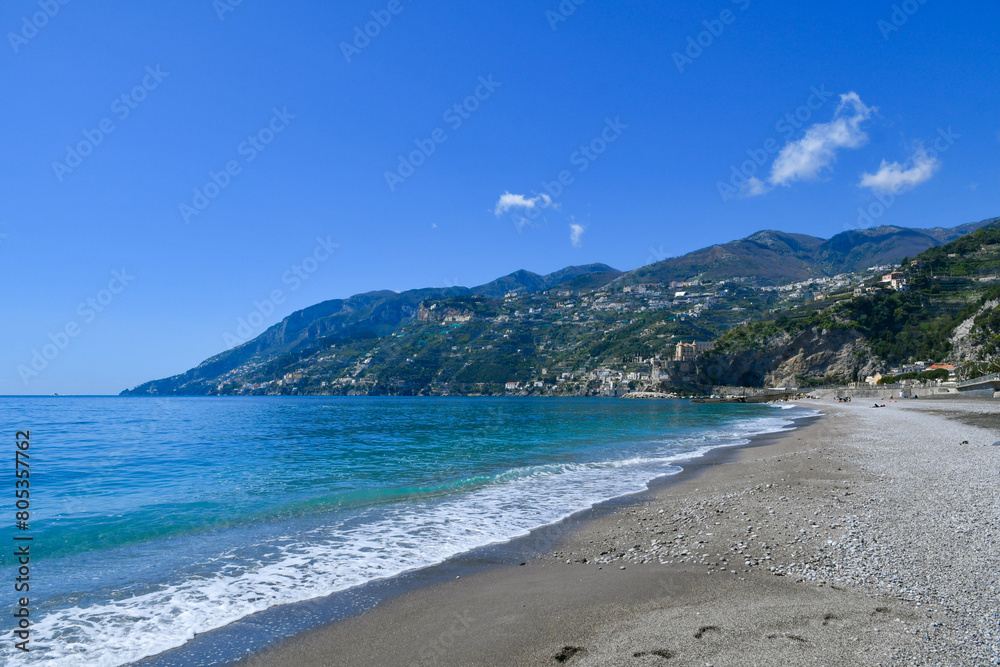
927;363;956;372
695;341;716;355
881;271;908;290
900;362;928;374
674;342;697;362
673;341;715;362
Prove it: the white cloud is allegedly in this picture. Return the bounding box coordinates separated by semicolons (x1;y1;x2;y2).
569;223;585;247
493;191;552;217
741;176;771;198
859;144;940;194
762;92;875;191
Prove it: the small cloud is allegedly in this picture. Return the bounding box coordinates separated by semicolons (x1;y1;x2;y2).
969;182;979;191
768;92;876;188
741;176;771;198
494;191;552;217
569;223;585;247
431;223;438;229
859;144;940;194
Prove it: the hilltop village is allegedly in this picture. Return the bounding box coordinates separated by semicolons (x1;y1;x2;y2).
217;265;918;397
122;220;1000;398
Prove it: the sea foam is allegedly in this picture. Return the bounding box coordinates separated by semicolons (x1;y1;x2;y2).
2;406;815;666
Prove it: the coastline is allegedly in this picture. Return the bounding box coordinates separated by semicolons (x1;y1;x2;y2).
230;396;1000;666
134;403;815;667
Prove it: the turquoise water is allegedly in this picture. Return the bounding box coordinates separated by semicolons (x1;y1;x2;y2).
0;397;813;665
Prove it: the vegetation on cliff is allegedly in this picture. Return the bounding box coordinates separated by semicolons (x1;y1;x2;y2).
122;219;1000;396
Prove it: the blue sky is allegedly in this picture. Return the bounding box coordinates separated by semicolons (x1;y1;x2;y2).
2;0;999;394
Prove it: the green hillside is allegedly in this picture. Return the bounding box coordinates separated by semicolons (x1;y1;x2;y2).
706;220;1000;382
121;218;1000;396
623;221;994;287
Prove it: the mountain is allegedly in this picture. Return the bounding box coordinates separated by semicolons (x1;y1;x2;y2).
813;222;994;273
122;264;621;396
702;219;1000;387
470;263;621;298
625;230;826;285
121;218;999;396
624;219;997;286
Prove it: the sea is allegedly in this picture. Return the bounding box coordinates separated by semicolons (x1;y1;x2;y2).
0;396;817;666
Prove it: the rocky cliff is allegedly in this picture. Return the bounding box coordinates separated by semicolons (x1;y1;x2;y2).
950;299;1000;378
700;327;881;388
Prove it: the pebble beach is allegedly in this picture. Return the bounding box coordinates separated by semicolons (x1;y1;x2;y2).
239;397;1000;666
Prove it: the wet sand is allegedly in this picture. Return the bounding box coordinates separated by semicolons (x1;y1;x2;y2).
235;397;1000;666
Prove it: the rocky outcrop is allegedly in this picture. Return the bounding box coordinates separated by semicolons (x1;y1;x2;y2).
700;327;881;388
417;303;474;323
764;328;880;387
950;300;998;359
950;299;1000;378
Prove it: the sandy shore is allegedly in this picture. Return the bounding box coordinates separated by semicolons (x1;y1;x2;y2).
236;397;1000;667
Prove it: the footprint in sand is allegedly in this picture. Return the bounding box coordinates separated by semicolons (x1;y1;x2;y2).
694;625;722;639
632;649;676;660
554;645;586;663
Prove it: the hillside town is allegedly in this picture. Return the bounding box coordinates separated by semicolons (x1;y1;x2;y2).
196;258;968;398
122;219;1000;401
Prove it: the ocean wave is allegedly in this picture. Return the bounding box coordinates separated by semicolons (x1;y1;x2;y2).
3;409;811;666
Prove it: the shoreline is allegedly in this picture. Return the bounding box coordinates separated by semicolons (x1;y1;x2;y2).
226;407;844;667
232;396;1000;666
135;405;818;666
